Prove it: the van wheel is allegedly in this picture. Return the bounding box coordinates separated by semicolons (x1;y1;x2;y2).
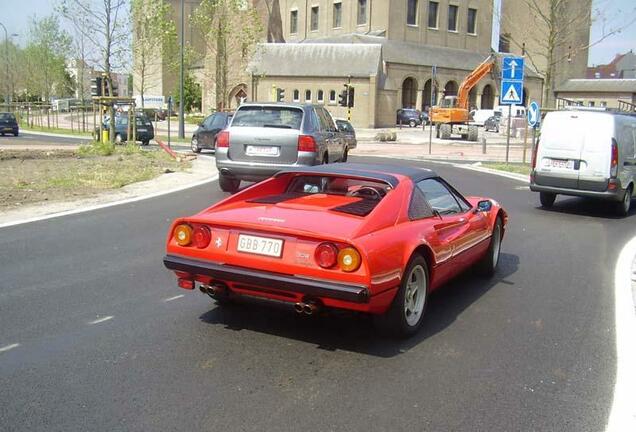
409;119;416;128
540;192;556;208
219;175;240;193
616;185;632;217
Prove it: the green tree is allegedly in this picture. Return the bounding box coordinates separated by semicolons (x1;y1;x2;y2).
192;0;263;110
172;74;202;113
131;0;177;108
24;15;72;101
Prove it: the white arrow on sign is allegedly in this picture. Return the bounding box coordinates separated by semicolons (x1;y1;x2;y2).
503;84;521;103
509;59;519;79
528;108;538;124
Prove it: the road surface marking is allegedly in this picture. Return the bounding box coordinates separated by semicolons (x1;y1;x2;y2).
164;295;185;302
89;316;114;325
606;235;636;432
0;343;20;354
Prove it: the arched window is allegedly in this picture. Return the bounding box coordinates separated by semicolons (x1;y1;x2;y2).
293;89;300;102
305;89;312;102
329;90;336;104
317;90;324;103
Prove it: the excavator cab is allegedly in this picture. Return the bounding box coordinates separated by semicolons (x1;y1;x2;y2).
439;96;458;109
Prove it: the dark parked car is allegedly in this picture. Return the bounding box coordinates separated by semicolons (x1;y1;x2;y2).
96;113;155;145
0;112;19;136
335;119;357;160
396;108;422;127
484;115;501;133
191;111;233;153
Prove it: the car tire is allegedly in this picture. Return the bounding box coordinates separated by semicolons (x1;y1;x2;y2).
341;148;348;162
539;192;557;208
219;174;240;193
616;185;633;217
375;255;429;338
141;140;150;146
495;125;500;133
409;120;416;128
191;136;201;153
323;152;329;164
14;132;18;137
476;217;503;277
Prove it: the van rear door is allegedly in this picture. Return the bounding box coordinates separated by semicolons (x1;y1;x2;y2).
577;113;614;191
535;111;585;189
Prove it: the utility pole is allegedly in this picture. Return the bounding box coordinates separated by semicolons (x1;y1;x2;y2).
0;22;12;106
178;0;185;139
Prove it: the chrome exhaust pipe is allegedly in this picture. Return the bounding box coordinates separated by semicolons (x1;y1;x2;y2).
200;283;226;298
303;303;318;315
294;302;304;314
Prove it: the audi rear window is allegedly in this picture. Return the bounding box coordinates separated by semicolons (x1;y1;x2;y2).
232;106;303;129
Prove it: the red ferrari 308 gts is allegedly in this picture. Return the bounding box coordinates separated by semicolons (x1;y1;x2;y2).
164;163;507;336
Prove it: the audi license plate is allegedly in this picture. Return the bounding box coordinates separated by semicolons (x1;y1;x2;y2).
246;145;279;157
550;159;574;169
237;234;283;257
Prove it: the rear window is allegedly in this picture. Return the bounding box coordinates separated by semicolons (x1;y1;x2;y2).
0;113;16;121
287;175;390;198
232;106;303;129
336;120;354;133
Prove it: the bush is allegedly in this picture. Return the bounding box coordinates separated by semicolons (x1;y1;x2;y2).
78;140;116;157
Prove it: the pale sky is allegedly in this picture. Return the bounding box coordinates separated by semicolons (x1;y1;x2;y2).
1;0;635;67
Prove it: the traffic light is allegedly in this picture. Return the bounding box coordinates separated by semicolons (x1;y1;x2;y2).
338;86;348;107
347;86;355;108
276;88;285;102
90;76;103;96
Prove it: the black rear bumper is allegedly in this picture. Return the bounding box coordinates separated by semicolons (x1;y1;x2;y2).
163;254;370;303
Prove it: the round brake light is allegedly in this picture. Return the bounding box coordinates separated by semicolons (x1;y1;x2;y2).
315;243;338;268
174;224;193;246
338;247;361;272
193;225;211;249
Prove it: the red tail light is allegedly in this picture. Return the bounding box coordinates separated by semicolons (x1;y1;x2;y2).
193;225;212;249
315;243;338;268
298;135;317;152
531;140;539;169
610;138;618;178
216;130;229;148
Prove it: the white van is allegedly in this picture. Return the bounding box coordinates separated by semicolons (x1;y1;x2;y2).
469;109;496;126
495;105;526;118
529;109;636;216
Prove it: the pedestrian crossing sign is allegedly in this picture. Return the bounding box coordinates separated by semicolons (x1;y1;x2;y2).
500;81;523;105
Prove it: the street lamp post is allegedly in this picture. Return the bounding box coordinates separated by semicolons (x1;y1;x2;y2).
178;0;185;139
0;22;10;106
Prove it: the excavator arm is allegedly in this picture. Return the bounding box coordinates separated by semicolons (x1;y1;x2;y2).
456;54;497;110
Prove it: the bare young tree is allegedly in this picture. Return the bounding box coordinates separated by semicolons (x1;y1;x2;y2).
131;0;176;109
192;0;263;110
58;0;129;75
499;0;636;107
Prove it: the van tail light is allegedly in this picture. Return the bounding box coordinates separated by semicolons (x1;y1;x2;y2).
610;138;619;178
298;135;317;152
531;140;539;169
216;130;229;148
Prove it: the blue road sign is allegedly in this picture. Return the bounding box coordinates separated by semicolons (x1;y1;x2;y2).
502;57;525;81
527;101;540;128
500;81;523;105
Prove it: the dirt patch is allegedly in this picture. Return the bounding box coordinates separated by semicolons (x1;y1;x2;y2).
0;148;190;210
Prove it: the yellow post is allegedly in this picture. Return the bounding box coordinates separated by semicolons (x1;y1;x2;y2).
102;129;109;143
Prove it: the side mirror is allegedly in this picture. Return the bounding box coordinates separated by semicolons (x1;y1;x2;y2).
475;200;492;212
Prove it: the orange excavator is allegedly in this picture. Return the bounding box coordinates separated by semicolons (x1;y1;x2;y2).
431;53;498;141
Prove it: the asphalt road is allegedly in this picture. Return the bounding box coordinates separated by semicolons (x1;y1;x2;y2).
1;156;634;432
0;132;90;147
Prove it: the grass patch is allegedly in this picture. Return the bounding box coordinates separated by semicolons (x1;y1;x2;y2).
20;123;93;137
482;162;531;176
0;146;190;209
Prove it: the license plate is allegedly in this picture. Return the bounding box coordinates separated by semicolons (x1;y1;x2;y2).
3;127;12;131
550;159;574;169
237;234;283;257
137;128;147;132
245;145;279;156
